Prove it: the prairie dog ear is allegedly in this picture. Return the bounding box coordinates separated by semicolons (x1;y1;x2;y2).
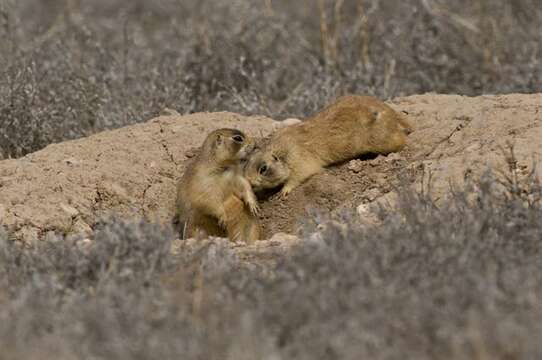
273;149;287;162
397;112;414;134
215;134;223;146
272;153;284;162
369;110;380;123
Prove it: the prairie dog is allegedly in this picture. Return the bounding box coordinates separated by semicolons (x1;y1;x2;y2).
244;95;413;196
177;128;260;243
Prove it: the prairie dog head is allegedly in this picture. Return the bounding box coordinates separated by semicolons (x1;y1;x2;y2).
201;128;255;164
347;104;413;154
244;148;290;192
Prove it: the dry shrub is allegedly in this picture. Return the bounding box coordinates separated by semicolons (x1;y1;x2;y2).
2;168;542;359
1;0;541;158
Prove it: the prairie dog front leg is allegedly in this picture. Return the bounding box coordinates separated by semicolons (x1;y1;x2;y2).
223;196;260;243
234;176;260;216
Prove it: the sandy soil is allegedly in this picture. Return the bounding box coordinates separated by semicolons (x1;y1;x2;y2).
1;94;541;243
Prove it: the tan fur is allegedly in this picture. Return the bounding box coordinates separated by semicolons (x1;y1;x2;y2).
177;128;261;243
223;196;260;242
244;95;413;196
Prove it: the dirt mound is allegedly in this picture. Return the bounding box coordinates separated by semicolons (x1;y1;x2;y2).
1;94;541;243
0;112;277;242
261;93;542;236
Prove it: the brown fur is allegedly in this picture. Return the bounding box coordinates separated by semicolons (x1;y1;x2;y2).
177;128;261;243
244;95;413;196
223;196;260;242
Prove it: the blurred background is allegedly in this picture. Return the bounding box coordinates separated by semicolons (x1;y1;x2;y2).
1;0;541;158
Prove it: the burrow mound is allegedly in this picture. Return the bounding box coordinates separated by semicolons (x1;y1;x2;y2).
1;94;541;243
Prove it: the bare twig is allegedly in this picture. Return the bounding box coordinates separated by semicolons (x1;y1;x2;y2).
331;0;344;64
355;0;379;68
383;58;396;98
420;0;480;33
318;0;331;65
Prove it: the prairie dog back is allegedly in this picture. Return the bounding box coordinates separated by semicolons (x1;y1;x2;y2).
244;95;413;196
277;95;411;162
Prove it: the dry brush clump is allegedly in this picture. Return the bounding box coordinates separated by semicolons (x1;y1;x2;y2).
1;0;541;158
2;169;542;359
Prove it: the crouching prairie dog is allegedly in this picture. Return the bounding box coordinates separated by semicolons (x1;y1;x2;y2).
244;95;413;196
177;128;261;243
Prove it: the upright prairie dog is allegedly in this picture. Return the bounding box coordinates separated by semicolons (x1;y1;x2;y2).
177;128;260;243
244;95;413;196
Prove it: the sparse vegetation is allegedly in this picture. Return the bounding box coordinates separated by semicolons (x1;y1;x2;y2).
2;170;542;359
2;2;542;358
1;0;541;158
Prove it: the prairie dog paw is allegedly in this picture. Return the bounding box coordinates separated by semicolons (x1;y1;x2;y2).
248;202;260;216
279;187;292;199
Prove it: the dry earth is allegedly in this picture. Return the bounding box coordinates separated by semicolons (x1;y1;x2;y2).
1;94;541;245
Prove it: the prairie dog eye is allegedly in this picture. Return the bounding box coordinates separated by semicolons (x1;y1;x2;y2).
258;164;268;175
272;154;279;161
232;135;244;143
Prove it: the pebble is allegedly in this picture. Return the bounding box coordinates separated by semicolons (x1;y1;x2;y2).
60;203;79;217
347;159;364;173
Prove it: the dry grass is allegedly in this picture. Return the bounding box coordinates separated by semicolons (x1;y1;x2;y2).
1;167;542;359
2;5;542;356
0;0;541;158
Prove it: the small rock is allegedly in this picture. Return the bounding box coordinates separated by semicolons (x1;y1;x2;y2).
347;159;364;173
356;203;370;216
230;240;248;248
44;231;59;242
367;155;387;166
107;182;129;199
374;174;388;187
19;227;39;244
385;153;402;162
267;232;299;244
160;108;181;116
184;238;199;247
362;188;381;201
76;238;93;251
72;219;93;235
370;192;399;211
465;142;481;152
64;157;81;166
308;231;324;245
283;118;302;126
60;203;79;217
0;176;16;187
185;149;198;158
356;203;380;224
